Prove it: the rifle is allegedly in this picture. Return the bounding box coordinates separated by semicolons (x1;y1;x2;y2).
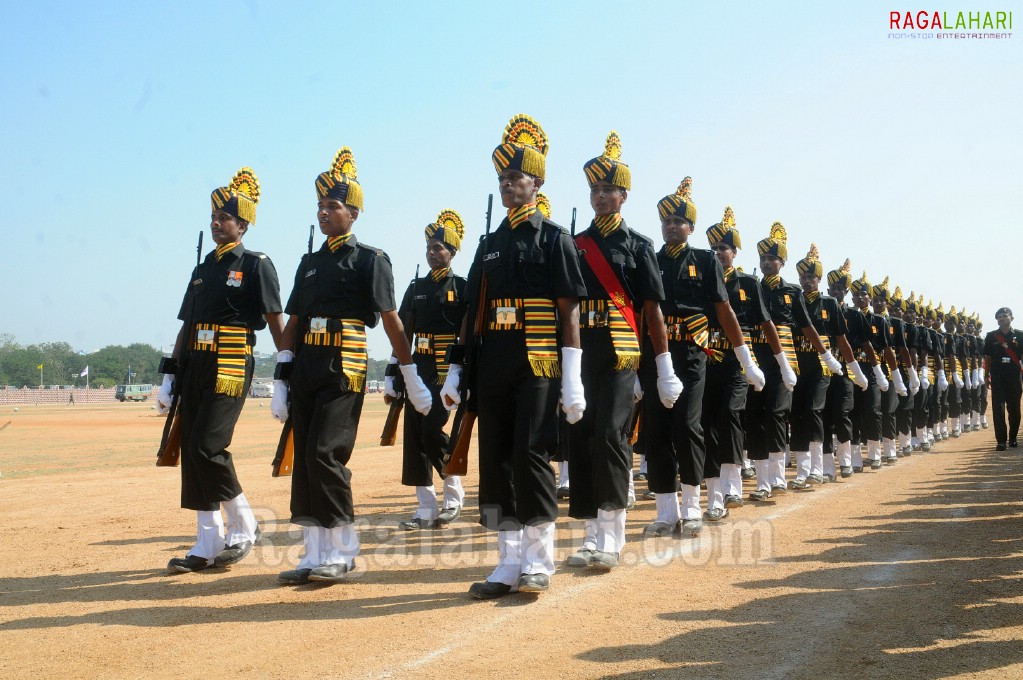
570;207;577;236
272;225;314;477
442;194;492;476
380;265;419;446
157;230;203;467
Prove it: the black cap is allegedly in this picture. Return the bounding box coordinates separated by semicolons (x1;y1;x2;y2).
996;307;1013;317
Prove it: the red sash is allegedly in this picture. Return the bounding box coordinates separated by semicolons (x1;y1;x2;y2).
575;233;637;335
997;331;1023;374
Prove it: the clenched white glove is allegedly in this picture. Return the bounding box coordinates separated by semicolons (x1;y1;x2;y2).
271;380;289;421
157;374;174;414
633;375;643;403
440;364;462;410
908;366;920;395
920;365;931;389
937;368;949;391
400;363;433;416
822;351;843;375
891;369;908;397
561;347;586;424
654;352;684;407
848;360;869;390
953;370;964;389
978;367;985;384
383;356;399;399
734;345;765;392
775;353;797;392
873;364;890;392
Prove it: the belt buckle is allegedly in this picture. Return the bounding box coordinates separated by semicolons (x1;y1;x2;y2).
416;336;431;352
309;317;328;333
710;329;721;344
196;329;215;344
588;310;608;327
495;306;518;326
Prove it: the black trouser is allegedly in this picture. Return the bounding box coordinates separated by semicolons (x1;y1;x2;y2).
896;368;913;437
947;383;961;419
290;344;365;526
991;375;1023;445
178;349;251;512
401;354;450;487
791;354;830;451
824;369;855;451
880;368;898;440
980;381;989;416
642;341;707;492
855;368;882;442
568;329;633;518
476;331;559;530
914;384;929;432
703;355;747;479
746;344;791;459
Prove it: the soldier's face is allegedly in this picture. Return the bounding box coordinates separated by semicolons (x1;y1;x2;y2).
828;283;846;301
853;290;869;309
498;170;542;209
318;198;358;237
871;296;887;313
711;243;735;268
996;311;1013;329
798;271;820;294
759;255;783;277
589;182;627;217
210;210;246;245
661;216;692;247
426;238;453;270
905;310;916;323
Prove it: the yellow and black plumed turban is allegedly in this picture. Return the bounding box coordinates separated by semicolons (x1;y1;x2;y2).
657;176;697;224
583;130;631;190
851;271;872;295
425;209;465;252
795;243;823;278
871;275;891;301
492;114;549;179
706;206;741;250
536;192;552;218
892;286;907;311
756;221;788;262
827;258;853;290
211;167;260;224
315;147;364;211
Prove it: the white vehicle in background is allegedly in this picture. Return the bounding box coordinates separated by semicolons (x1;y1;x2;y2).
250;381;275;398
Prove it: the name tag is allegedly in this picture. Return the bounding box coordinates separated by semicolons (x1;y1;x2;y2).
416;336;431;351
1003;357;1012;364
305;269;317;278
447;290;455;302
309;317;329;333
739;289;747;301
822;309;828;319
226;271;243;287
192;278;203;287
484;252;500;262
196;329;215;344
414;295;427;301
784;294;792;304
495;306;518;325
688;265;697;277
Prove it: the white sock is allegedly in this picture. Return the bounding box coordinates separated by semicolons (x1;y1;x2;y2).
794;450;811;481
297;526;326;570
681;484;701;520
594;508;626;553
810;442;824;477
769;451;786;487
189;509;225;561
838;440;852;468
222;492;258;546
705;477;723;511
521;522;556;576
721;463;743;497
489;529;523;586
324;523;360;568
654;492;682;524
558;462;570;488
442;475;465;509
413;485;439;520
823;452;836;478
639;454;648;475
754;459;771;491
851;443;863;467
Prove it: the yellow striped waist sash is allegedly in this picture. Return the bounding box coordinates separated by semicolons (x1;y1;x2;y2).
579;299;640;371
706;328;752;364
776;325;800;375
303;317;368;392
192;323;252;397
487;298;560;378
665;314;722;361
415;332;456;384
927;354;936;374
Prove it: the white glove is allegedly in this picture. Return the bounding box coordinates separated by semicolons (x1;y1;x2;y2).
953;371;964;389
440;364;462;410
891;369;908;397
972;368;980;385
908;366;920;395
157;374;174;414
920;365;931;389
383;356;399;399
873;364;890;392
400;363;433;416
734;345;765;392
937;369;949;392
978;367;985;384
822;351;843;375
270;380;289;421
561;347;586;424
962;371;972;389
775;353;797;392
848;360;869;391
633;375;643;403
654;352;684;407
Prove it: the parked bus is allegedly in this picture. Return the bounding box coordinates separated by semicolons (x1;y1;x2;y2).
115;384;153;402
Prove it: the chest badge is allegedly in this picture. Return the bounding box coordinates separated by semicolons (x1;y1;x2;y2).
688;265;697;277
484;251;500;262
226;271;243;287
822;309;828;319
784;294;791;304
739;289;748;302
447;290;455;302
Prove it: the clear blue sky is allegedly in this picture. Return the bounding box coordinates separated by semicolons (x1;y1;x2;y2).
2;1;1020;358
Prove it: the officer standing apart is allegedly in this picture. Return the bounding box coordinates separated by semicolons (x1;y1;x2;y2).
564;131;681;571
390;210;468;530
159;167;284;573
441;114;587;599
272;147;433;584
984;307;1023;450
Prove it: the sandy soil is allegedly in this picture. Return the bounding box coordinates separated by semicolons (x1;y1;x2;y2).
1;400;1021;679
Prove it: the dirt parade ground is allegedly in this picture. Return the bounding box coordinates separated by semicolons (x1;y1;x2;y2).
1;400;1022;679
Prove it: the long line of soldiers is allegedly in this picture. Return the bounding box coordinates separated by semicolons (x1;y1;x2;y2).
155;113;992;600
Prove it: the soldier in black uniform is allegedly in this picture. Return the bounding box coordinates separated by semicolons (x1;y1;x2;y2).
905;293;934;451
158;167;285;573
964;314;982;431
925;301;949;445
848;274;894;471
943;306;967;438
984;307;1023;450
933;303;953;440
975;318;990;430
563;132;681;570
702;207;770;518
273;147;433;585
870;278;910;465
789;245;866;488
441;114;587;599
887;287;921;460
389;210;469;530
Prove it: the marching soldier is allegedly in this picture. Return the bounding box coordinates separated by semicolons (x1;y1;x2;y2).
887;287;921;459
564;131;681;570
870;277;910;465
389;210;469;530
943;306;967;438
273;147;434;584
984;307;1023;450
905;293;934;451
975;318;990;430
441;114;587;599
158;167;284;573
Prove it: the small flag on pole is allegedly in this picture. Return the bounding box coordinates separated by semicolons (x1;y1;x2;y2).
80;366;89;377
37;364;43;370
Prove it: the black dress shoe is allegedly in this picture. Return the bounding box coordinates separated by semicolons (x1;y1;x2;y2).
308;563;350;582
556;486;571;499
168;555;211;573
278;568;312;585
437;505;461;524
214;528;261;567
469;580;513;600
724;494;744;508
997;443;1007;451
1010;440;1019;448
740;467;756;480
399;517;438;531
517;573;550;592
749;489;772;502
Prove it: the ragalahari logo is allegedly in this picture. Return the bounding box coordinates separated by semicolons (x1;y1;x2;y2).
889;10;1013;39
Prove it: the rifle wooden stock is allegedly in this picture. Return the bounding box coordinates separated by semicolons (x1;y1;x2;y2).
272;418;294;477
442;407;474;476
379;396;404;446
155;398;182;467
628;401;642;445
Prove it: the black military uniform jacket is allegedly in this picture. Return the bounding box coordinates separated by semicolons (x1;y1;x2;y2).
398;269;468;382
795;293;846;352
178;243;282;331
708;270;770;332
655;243;728;320
984;328;1023;382
577;220;664;310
